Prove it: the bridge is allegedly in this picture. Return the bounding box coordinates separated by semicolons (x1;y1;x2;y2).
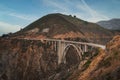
23;38;105;65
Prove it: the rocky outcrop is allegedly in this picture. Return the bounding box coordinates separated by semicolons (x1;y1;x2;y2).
0;37;101;80
69;35;120;80
89;35;120;80
0;38;58;80
0;38;77;80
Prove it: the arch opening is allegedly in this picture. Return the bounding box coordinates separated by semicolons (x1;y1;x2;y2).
62;44;82;68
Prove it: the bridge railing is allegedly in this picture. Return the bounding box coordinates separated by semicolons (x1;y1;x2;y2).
21;38;106;49
42;39;106;49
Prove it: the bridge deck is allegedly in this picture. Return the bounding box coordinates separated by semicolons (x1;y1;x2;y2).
22;38;106;49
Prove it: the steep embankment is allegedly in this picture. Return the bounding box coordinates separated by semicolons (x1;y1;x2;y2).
67;35;120;80
12;13;114;44
0;37;102;80
0;36;120;80
0;38;58;80
0;38;86;80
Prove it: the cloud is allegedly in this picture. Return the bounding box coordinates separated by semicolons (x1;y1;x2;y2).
79;0;109;22
42;0;83;18
0;21;21;35
9;13;38;21
43;0;69;12
0;5;38;21
0;5;39;35
42;0;109;22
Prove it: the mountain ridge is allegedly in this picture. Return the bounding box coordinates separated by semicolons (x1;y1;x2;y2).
97;18;120;30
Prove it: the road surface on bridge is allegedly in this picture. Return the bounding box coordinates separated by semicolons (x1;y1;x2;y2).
22;38;106;49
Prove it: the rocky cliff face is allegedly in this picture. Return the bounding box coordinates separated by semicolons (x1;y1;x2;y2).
89;35;120;80
0;36;120;80
0;37;100;80
0;38;58;80
67;35;120;80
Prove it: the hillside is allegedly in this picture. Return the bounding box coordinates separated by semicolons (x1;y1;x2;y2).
97;19;120;30
11;13;114;44
67;35;120;80
82;35;120;80
0;35;119;80
0;36;101;80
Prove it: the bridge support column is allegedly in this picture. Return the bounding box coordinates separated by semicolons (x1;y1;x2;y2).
54;41;57;52
84;44;87;52
57;41;65;64
51;41;54;50
48;41;51;45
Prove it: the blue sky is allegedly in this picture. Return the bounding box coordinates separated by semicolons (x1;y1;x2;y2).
0;0;120;35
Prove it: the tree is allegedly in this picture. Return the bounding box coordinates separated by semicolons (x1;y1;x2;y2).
1;34;8;37
73;15;76;18
84;21;88;25
69;15;72;17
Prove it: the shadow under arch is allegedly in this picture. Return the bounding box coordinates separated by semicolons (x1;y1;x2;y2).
61;44;83;67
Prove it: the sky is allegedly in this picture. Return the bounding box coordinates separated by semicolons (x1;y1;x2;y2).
0;0;120;35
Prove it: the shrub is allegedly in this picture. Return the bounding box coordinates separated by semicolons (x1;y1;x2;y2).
83;60;91;70
99;57;111;68
84;21;88;25
73;15;76;18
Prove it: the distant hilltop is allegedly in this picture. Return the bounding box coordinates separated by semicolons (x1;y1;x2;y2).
97;18;120;30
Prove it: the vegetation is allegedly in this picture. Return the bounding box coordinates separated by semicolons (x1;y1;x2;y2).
73;15;76;18
1;32;12;38
83;52;90;57
98;57;111;68
62;72;72;80
83;21;88;25
83;60;91;70
93;48;100;57
37;41;44;47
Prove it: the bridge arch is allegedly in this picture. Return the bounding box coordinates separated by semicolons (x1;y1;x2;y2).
62;44;83;66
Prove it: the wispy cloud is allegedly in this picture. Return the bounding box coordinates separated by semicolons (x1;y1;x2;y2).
0;5;38;21
78;0;109;22
0;4;39;35
0;21;21;35
43;0;69;12
9;13;38;21
42;0;84;19
42;0;109;22
0;0;109;23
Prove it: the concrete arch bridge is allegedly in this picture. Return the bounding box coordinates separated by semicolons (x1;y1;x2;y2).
26;38;105;65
